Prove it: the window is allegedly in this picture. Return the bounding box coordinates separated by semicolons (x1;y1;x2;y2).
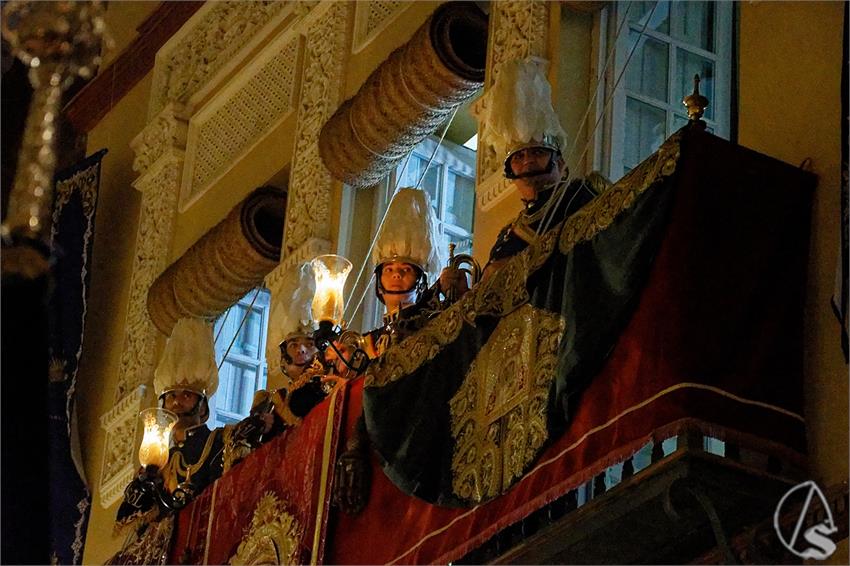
393;136;477;256
602;1;733;180
208;288;271;428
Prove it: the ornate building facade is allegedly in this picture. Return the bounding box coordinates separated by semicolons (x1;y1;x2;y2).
19;1;845;563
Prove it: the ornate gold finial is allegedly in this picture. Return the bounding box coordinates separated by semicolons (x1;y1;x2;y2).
682;74;709;128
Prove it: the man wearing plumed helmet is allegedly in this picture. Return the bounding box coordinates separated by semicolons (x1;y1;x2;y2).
116;318;271;526
331;187;447;515
441;57;606;295
115;318;224;525
365;187;445;357
251;262;344;434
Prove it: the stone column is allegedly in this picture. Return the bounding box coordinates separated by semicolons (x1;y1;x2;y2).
266;1;353;384
283;1;353;254
473;1;551;213
98;104;187;507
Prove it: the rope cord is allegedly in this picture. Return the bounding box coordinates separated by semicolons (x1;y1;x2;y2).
213;304;233;345
348;109;398;160
343;103;461;324
217;287;262;371
538;1;657;236
398;68;432;111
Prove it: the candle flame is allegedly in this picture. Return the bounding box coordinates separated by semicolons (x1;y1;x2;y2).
138;411;175;469
311;255;352;325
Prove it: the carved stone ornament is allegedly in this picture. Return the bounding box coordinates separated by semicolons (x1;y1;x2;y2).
475;174;514;212
111;107;189;404
180;34;301;208
283;1;353;255
101;0;345;510
130;104;188;176
99;385;146;508
474;1;550;190
113;159;183;402
148;1;307;118
449;304;566;505
229;491;302;566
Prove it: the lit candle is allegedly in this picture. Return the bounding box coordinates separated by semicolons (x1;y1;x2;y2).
311;254;352;326
138;408;176;469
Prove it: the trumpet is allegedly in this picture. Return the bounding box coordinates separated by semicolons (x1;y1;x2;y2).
442;242;481;304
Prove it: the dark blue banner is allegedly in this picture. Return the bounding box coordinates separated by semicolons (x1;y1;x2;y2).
48;149;106;564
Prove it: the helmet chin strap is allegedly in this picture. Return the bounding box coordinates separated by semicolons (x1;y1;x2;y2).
381;286;417;295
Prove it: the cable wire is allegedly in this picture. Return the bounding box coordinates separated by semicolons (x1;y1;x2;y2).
538;1;657;236
343;103;463;324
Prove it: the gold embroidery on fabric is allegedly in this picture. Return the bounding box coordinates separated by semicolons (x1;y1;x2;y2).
449;304;565;504
112;515;175;565
559;132;681;254
366;135;680;389
229;491;301;565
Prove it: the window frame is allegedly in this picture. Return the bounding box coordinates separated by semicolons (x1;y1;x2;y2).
208;287;271;428
596;1;733;181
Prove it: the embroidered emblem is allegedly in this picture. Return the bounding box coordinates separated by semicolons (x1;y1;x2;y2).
449;304;565;504
229;491;302;565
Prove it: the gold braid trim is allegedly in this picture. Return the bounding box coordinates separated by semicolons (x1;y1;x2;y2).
450;304;566;504
559;131;681;254
365;133;682;389
229;491;301;565
163;428;221;493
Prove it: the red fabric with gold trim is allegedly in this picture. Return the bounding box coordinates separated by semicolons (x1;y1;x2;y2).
327;134;813;564
170;385;346;564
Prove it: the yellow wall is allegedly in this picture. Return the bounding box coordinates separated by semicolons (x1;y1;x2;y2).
100;1;160;67
739;2;847;562
78;73;155;565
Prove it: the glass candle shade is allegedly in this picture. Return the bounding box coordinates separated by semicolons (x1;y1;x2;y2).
138;408;177;469
310;254;352;326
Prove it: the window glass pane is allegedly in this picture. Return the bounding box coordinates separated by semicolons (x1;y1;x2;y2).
399;156;441;213
210;288;270;428
626;31;669;102
672;1;714;52
442;226;474;258
627;1;670;34
231;303;263;357
624;97;666;169
672;113;689;132
675;49;715;120
421;164;441;213
220;361;256;416
445;171;475;232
